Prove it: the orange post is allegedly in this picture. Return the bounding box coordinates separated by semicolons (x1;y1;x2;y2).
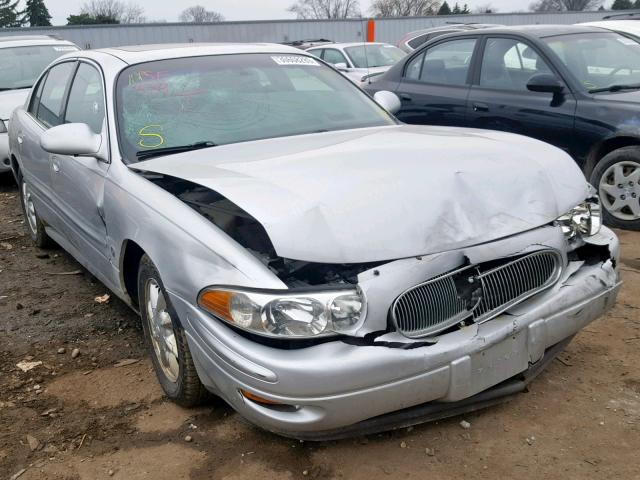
367;18;375;43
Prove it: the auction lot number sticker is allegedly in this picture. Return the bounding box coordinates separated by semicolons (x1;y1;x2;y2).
271;56;320;66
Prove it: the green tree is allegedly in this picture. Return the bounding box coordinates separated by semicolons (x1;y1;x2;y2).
438;0;451;14
0;0;21;27
451;2;470;13
67;12;119;24
634;0;640;7
22;0;52;26
612;0;634;9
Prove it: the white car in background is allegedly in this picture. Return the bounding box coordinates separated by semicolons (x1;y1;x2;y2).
0;35;78;175
307;42;406;86
580;19;640;40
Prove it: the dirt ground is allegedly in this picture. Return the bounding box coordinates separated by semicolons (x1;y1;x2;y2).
1;173;639;480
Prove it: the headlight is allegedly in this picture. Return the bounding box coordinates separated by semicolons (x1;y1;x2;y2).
0;120;7;134
198;287;365;338
555;198;601;240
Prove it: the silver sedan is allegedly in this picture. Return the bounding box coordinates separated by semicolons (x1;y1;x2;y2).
8;43;621;439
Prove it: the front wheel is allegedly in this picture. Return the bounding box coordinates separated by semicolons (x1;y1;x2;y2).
138;254;209;407
591;147;640;231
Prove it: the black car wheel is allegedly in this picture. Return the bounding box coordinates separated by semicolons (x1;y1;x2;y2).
138;254;209;407
591;147;640;231
18;175;53;248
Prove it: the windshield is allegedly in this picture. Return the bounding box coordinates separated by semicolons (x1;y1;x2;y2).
116;53;395;162
543;32;640;92
0;45;78;91
344;45;406;68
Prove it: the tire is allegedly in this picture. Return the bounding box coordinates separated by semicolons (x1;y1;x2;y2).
18;174;53;248
137;254;209;407
590;146;640;231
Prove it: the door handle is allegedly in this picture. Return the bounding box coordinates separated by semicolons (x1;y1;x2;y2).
51;156;60;173
473;102;489;112
400;93;412;102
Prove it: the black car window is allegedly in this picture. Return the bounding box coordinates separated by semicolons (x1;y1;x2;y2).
480;38;553;91
323;49;348;66
406;38;477;86
28;73;47;116
64;63;105;134
36;62;75;128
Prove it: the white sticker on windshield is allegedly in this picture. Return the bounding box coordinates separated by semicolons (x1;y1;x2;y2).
271;56;320;66
53;46;77;51
617;37;638;46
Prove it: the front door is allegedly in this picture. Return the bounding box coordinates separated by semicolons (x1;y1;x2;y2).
49;61;109;271
466;37;577;152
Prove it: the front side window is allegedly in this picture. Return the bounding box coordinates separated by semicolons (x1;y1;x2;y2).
323;49;348;66
544;32;640;92
405;38;477;86
0;44;78;91
116;53;395;162
344;44;405;68
65;63;105;134
37;62;75;128
28;74;48;116
480;38;554;91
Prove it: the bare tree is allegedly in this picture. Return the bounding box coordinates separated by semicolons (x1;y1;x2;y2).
370;0;440;16
179;5;224;22
474;3;497;12
529;0;602;10
288;0;360;19
80;0;146;23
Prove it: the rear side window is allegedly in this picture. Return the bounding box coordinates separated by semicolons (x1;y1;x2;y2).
64;63;105;134
37;62;75;128
28;74;48;116
405;38;477;86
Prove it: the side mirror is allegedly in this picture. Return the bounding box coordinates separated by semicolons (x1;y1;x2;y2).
40;123;103;158
374;90;401;115
334;62;348;70
527;74;565;94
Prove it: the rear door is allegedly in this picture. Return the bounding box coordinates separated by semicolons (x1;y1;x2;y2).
395;37;479;126
466;36;577;151
16;61;76;228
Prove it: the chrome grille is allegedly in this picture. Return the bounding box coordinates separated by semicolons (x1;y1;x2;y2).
391;250;562;338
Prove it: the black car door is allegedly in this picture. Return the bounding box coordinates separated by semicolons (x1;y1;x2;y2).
394;37;479;126
466;36;577;152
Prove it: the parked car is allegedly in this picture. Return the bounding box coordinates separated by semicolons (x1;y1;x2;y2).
307;42;406;85
397;23;502;53
0;35;78;176
9;43;620;440
580;19;640;41
366;25;640;230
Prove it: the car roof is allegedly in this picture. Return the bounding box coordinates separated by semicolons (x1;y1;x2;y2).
308;42;394;49
581;20;640;32
434;24;610;39
94;42;307;64
0;35;76;49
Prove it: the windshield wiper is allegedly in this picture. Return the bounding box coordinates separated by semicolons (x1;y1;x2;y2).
589;83;640;93
136;141;217;161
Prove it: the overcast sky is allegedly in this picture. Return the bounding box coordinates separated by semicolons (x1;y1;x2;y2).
41;0;615;25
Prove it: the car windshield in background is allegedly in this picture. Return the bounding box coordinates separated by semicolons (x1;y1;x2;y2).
543;32;640;92
0;45;78;91
344;45;406;68
116;53;395;161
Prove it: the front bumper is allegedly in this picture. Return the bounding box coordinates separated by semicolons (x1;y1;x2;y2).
0;132;10;173
171;234;620;440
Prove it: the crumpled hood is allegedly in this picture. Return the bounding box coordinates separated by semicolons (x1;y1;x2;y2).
132;125;589;263
0;89;29;120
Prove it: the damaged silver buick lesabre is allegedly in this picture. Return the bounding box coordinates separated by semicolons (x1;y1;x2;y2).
8;43;621;440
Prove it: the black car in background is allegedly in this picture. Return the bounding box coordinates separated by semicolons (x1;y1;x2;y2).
366;25;640;230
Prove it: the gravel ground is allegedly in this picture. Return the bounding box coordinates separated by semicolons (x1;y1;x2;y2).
1;173;639;480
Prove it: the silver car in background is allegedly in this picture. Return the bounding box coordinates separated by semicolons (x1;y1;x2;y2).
306;42;406;85
0;35;78;175
8;43;620;439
